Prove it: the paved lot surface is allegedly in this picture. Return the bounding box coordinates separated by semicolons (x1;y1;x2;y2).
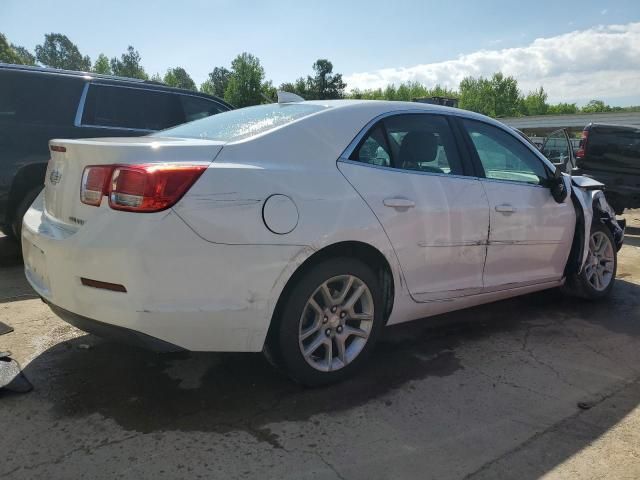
1;212;640;479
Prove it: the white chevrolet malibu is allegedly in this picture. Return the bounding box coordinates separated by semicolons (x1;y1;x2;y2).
22;99;624;385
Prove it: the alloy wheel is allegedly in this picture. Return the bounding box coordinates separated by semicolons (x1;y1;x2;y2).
298;275;374;372
584;230;615;292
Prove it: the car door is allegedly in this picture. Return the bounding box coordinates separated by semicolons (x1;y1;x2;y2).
458;118;575;289
541;128;575;173
338;113;490;302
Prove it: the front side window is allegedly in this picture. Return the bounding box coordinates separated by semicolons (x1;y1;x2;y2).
349;114;463;175
542;129;572;167
462;119;548;185
82;84;184;131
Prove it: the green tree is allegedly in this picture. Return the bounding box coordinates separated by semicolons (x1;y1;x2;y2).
547;102;578;115
35;33;91;70
224;52;265;107
110;46;148;80
92;53;112;74
521;87;548;115
279;77;308;98
305;59;346;99
261;79;277;102
163;67;196;90
459;72;521;117
150;72;163;83
581;100;611;113
200;67;231;97
0;33;22;64
11;44;36;65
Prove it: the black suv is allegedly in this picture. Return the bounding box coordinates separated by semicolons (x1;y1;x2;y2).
0;64;232;239
575;122;640;214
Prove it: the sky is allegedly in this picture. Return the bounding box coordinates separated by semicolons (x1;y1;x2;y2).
2;0;640;105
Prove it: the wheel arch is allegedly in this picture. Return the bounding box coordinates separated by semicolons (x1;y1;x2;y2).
7;162;47;224
266;240;396;348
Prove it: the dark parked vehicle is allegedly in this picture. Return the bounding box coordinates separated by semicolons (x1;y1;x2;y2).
0;63;232;239
574;123;640;214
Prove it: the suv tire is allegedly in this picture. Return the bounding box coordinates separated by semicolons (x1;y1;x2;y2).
11;186;43;242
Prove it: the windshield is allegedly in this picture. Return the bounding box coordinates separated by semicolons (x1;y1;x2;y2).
152;103;327;142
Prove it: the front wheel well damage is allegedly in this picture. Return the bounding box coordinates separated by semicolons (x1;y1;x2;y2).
564;194;585;277
565;190;624;278
267;241;395;348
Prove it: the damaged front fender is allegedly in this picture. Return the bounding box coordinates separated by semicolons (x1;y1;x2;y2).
567;175;625;276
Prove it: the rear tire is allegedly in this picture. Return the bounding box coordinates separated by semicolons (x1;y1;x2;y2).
268;257;384;386
565;222;617;300
11;186;43;241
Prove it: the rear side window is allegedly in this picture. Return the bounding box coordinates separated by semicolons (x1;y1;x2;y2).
180;95;227;122
350;123;391;167
349;114;463;175
82;84;185;131
0;71;84;125
589;127;640;168
154;103;327;142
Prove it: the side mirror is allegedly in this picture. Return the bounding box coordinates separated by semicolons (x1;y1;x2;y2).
549;168;568;203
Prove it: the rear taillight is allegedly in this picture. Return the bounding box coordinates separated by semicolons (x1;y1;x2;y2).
576;129;589;159
80;164;206;212
81;166;113;206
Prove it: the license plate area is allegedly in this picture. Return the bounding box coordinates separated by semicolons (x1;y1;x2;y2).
23;240;51;296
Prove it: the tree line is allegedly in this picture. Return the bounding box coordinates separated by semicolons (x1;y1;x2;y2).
2;32;638;117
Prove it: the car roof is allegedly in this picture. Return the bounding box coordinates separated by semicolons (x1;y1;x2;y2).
301;98;504;126
588;122;640;131
0;62;233;108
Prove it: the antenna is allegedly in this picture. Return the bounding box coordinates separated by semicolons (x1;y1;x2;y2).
277;91;305;103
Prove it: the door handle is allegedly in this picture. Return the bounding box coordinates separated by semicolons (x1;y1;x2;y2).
383;197;415;209
495;204;516;214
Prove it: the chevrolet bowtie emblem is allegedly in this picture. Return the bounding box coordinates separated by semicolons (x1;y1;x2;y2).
49;169;62;185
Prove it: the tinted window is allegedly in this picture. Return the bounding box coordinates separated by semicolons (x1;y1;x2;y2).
589;126;640;170
180;95;226;122
462;119;548;185
350;114;463;175
350;123;391;167
155;103;327;142
82;84;185;130
0;71;84;125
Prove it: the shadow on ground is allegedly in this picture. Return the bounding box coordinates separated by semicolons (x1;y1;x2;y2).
6;278;640;470
0;235;21;268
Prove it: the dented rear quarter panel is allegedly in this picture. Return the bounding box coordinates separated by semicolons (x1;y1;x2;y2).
172;104;411;330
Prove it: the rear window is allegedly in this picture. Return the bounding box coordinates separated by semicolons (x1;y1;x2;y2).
82;84;185;131
0;71;84;125
153;103;328;142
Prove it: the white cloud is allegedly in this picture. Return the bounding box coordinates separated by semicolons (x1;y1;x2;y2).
344;23;640;104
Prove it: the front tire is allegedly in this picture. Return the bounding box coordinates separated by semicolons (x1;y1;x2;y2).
566;222;617;300
269;257;385;386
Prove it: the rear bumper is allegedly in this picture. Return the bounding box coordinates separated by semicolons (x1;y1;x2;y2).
22;194;306;352
47;302;184;352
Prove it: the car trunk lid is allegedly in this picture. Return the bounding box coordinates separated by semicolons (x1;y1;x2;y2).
44;136;223;230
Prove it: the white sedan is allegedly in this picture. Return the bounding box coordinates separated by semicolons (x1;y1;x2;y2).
22;98;624;386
